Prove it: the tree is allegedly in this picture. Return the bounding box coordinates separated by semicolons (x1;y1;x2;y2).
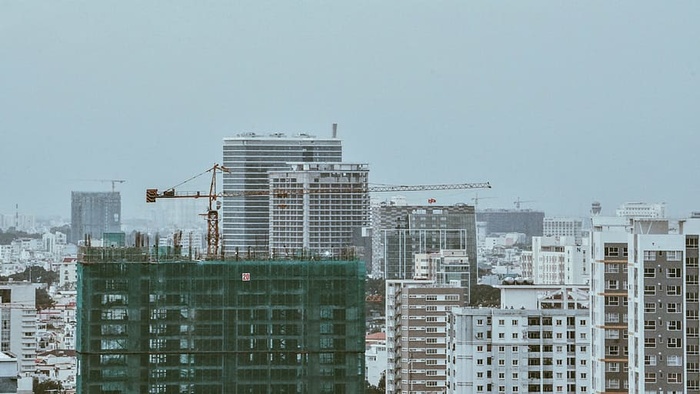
470;284;501;307
33;378;63;394
36;288;56;311
9;266;59;286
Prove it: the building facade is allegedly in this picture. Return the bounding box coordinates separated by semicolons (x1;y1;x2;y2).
0;283;37;374
222;132;342;255
70;192;121;244
543;217;584;245
385;280;467;394
476;209;545;242
77;247;365;393
267;162;369;255
521;236;589;285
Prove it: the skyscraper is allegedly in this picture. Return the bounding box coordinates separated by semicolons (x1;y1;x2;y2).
222;132;342;255
70;192;121;244
268;162;369;255
77;246;365;393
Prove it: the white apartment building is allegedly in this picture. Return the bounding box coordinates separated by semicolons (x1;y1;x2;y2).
0;283;37;374
365;332;387;387
386;280;467;394
58;257;77;290
447;285;591;394
222;131;343;254
544;217;583;244
521;236;589;285
267;162;369;255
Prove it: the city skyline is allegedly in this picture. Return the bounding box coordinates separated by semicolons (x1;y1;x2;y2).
2;2;699;220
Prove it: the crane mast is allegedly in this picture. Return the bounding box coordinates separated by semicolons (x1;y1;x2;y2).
147;164;491;260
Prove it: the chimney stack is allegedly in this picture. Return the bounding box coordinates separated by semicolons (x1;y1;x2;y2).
332;123;338;138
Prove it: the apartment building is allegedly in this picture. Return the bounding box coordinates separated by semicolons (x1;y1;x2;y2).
521;236;589;285
386;280;467;393
447;285;591;394
544;217;583;245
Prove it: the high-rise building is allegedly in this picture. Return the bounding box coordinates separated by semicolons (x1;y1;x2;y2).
76;246;365;393
476;209;545;242
70;192;121;244
385;280;467;394
222;132;342;255
447;284;591;394
0;283;37;374
373;205;477;290
268;162;369;255
590;212;700;393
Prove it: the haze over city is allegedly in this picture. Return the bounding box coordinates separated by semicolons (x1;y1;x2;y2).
2;1;699;219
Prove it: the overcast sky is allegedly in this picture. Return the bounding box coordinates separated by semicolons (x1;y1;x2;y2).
1;1;698;221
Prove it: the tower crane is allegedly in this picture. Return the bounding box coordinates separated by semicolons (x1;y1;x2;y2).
77;179;126;192
514;197;536;209
147;164;492;260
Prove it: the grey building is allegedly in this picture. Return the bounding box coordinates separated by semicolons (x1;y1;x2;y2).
70;192;121;244
476;209;545;242
222;132;342;255
267;162;369;255
373;204;477;300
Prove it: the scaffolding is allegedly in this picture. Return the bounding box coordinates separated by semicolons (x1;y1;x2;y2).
76;247;365;393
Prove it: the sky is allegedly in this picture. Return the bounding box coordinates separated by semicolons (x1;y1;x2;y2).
1;1;699;221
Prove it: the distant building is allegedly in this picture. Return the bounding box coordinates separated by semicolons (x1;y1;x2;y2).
222;131;343;255
267;162;369;255
373;205;477;299
476;209;545;242
543;217;583;244
521;236;589;285
615;202;666;219
70;192;121;244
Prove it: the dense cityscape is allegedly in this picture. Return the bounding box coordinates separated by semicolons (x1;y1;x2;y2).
0;131;698;393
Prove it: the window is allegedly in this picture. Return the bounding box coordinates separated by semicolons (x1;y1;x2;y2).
607;346;619;356
688;310;699;320
605;247;619;257
667;251;683;261
667;373;682;384
689;327;699;337
606;280;619;290
477;359;484;365
667;285;682;295
689;344;700;355
512;372;519;379
512;319;518;326
688;275;699;285
644;355;656;366
645;338;655;348
688;257;699;267
667;355;683;366
688;292;699;302
605;296;619;306
499;319;505;326
667;268;682;278
498;333;505;339
668;303;681;313
644;303;656;313
643;251;656;261
645;373;656;383
605;265;620;273
644;268;655;278
667;337;682;348
512;346;518;352
605;313;619;323
644;320;655;330
512;333;518;339
687;237;699;248
668;321;682;331
499;359;505;366
477;319;484;325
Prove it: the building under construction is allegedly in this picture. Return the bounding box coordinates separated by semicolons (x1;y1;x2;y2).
76;246;365;393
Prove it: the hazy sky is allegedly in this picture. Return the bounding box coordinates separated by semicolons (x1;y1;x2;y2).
1;2;698;221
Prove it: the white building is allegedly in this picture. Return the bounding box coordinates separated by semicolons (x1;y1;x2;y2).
59;258;77;290
0;282;37;374
447;285;591;394
222;131;343;254
615;202;666;219
544;217;583;244
365;332;387;387
267;162;369;255
521;236;589;285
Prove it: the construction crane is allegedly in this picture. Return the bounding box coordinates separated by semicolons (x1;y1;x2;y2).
514;197;536;209
78;179;126;192
471;193;495;210
147;164;492;260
